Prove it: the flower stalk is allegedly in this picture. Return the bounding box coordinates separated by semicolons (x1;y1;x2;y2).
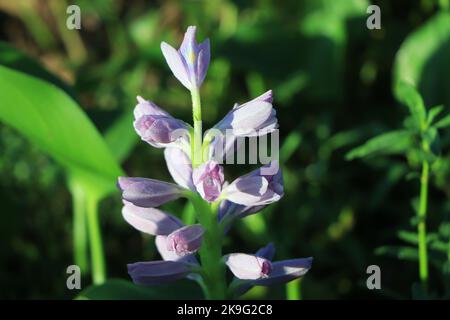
86;195;106;284
192;196;227;299
417;141;430;292
191;88;203;168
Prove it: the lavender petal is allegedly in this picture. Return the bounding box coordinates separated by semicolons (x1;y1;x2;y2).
122;201;183;236
225;253;272;280
164;147;194;190
127;260;192;285
117;177;184;208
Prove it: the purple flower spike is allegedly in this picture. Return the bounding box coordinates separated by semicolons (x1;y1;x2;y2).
192;160;224;202
253;258;313;286
164;147;194;190
161;26;210;90
117;177;184;208
122;201;183;236
214;91;278;136
166;224;204;256
127;260;193;285
133;96;189;148
225;253;272;280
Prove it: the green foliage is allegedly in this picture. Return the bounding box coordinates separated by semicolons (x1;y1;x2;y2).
393;12;450;109
0;65;123;196
77;279;203;300
1;0;450;300
346;130;413;160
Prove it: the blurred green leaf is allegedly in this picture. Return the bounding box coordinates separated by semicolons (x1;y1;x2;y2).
398;230;418;245
77;279;203;300
0;65;123;197
104;110;138;163
375;245;418;261
280;131;302;162
427;105;444;126
435;113;450;129
346;130;413;160
395;82;427;130
393;12;450;109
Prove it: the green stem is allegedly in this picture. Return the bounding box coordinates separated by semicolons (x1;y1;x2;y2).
417;158;429;292
86;196;106;284
286;278;302;300
191;88;203;167
72;184;88;273
187;194;227;299
68;177;90;273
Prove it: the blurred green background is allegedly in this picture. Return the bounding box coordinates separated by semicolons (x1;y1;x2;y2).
0;0;450;299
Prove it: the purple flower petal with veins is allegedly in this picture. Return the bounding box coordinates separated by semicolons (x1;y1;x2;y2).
127;260;193;285
164;147;194;190
225;253;272;280
161;26;210;90
122;201;183;236
166;224;204;256
192;160;224;202
118;177;184;208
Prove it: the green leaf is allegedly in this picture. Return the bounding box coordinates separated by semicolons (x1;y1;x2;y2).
394;82;426;130
280;131;302;163
346;130;413;160
397;231;418;245
76;279;203;300
435;113;450;129
393;12;450;109
427;105;444;125
103;110;138;163
0;65;123;197
375;245;418;261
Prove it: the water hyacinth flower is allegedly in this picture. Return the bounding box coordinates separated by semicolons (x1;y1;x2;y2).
226;243;312;288
161;26;210;90
117;177;184;208
122;201;183;235
192;160;224;202
213;90;278;136
222;161;284;207
166;224;204;256
134;96;190;148
225;253;272;280
128;260;194;285
118;26;312;299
